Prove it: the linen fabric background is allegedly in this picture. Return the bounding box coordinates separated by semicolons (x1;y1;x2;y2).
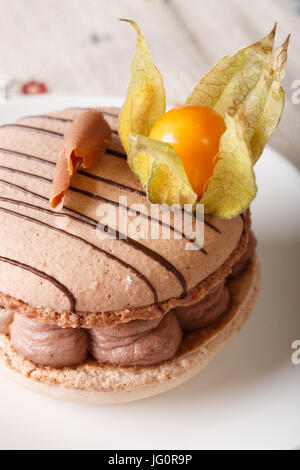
0;0;299;167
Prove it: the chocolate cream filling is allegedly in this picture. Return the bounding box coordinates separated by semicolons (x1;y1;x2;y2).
0;309;14;334
174;283;230;332
89;313;182;367
10;314;87;368
2;232;257;368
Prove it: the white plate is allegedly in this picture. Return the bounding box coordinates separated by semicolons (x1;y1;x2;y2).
0;95;299;451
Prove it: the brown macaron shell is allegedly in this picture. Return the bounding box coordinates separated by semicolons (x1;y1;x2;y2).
0;107;248;328
0;255;260;404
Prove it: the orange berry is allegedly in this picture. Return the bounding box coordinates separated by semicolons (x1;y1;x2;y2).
149;105;226;197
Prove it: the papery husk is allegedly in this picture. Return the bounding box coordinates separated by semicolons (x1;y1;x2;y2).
118;20;166;154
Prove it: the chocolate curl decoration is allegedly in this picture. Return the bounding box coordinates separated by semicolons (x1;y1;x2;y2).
50;110;112;210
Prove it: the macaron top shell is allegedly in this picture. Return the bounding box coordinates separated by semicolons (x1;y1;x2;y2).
0;108;244;314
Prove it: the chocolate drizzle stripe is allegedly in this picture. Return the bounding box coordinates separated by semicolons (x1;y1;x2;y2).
0;163;204;251
0;123;64;138
21;115;74;123
65;108;119;119
69;187;206;253
0;165;49;183
0;172;187;296
0;121;221;230
0;170;187;298
106;148;127;159
0;182;159;305
0;148;144;195
0;179;110;232
0;147;221;234
201;218;221;234
7;168;190;289
101;110;119;119
0;203;159;307
0;124;127;159
0;122;221;233
78;170;145;195
0;255;76;312
240;212;246;233
19;115;119;134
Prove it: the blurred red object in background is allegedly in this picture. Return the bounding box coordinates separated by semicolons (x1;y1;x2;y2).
21;80;48;95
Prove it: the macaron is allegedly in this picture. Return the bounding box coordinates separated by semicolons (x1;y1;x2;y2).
0;107;259;403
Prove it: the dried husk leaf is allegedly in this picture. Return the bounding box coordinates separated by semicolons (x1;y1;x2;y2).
200;101;257;218
122;25;289;219
128;134;198;207
185;27;289;217
118;20;166;154
186;25;276;117
246;36;289;162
